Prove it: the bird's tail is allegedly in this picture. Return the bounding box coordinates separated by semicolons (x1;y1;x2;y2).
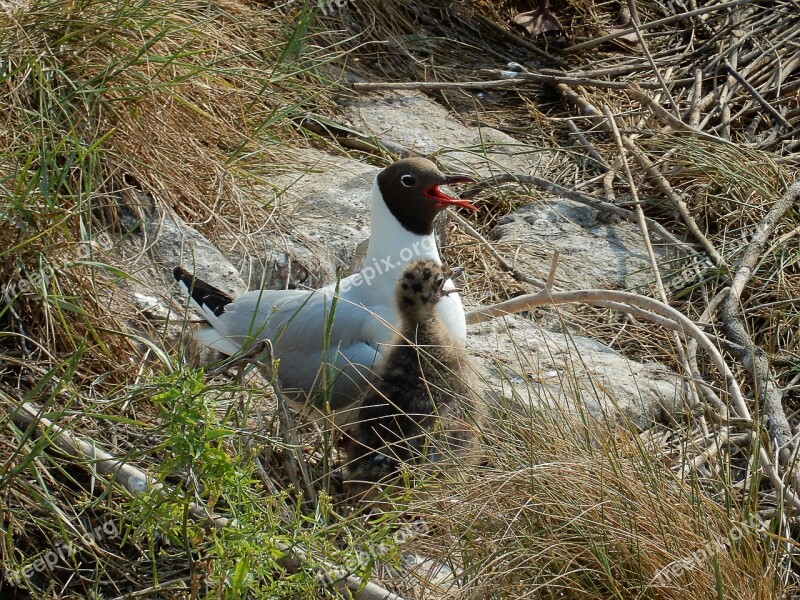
173;267;234;317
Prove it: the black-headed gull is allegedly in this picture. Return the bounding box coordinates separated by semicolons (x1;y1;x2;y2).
174;158;475;408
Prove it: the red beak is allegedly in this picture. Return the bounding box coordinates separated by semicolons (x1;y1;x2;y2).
424;173;478;212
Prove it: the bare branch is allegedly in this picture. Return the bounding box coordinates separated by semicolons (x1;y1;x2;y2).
720;178;800;454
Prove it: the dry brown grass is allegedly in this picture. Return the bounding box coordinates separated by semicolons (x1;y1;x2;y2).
402;410;779;599
0;0;343;595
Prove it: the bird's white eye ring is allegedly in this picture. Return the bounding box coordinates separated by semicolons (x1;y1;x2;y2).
400;174;416;187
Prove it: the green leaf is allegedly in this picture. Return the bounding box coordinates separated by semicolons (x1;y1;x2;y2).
47;297;88;315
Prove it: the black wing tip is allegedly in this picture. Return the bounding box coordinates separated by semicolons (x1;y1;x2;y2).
173;267;235;317
173;266;191;285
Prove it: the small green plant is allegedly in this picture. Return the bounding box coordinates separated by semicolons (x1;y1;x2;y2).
124;367;403;597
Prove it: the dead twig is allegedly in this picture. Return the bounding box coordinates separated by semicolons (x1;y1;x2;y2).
720;178;800;457
449;211;546;289
353;79;523;92
723;60;791;130
566;119;610;173
354;73;694;93
629;83;706;135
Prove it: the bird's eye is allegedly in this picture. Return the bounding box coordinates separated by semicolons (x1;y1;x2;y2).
400;174;416;187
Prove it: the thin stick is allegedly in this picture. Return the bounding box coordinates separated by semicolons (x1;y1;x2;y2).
629;84;706;135
562;0;755;53
354;73;694;93
724;63;793;131
449;211;546;289
627;0;679;117
354;79;523;92
688;68;704;128
566;120;610;172
720;178;800;453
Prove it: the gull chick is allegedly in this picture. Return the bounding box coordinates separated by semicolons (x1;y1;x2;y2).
344;259;479;496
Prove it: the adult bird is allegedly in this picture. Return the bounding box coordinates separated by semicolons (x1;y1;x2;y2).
174;158;476;409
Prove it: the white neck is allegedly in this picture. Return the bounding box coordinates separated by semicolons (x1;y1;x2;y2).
364;178;442;271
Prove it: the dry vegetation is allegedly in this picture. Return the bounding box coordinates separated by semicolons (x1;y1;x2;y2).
1;0;799;598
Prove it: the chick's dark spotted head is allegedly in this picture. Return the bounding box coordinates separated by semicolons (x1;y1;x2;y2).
377;158;476;236
396;259;453;322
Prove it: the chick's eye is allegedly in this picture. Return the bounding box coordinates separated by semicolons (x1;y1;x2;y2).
400;174;416;187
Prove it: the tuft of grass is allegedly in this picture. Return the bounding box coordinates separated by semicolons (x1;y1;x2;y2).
401;402;782;599
0;0;365;596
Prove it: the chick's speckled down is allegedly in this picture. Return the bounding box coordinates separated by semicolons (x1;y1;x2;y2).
344;259;480;496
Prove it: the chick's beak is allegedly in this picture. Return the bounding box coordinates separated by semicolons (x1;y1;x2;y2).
440;284;462;297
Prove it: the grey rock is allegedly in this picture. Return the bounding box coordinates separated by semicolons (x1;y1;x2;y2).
488;198;663;291
469;314;683;429
147;210;246;297
220;150;376;290
340;89;561;177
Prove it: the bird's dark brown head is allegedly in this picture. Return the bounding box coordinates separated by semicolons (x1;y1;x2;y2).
396;259;455;325
376;158;476;236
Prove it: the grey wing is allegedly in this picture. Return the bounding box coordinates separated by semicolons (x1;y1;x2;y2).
203;288;323;348
278;336;384;410
203;288;394;407
272;296;395;407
